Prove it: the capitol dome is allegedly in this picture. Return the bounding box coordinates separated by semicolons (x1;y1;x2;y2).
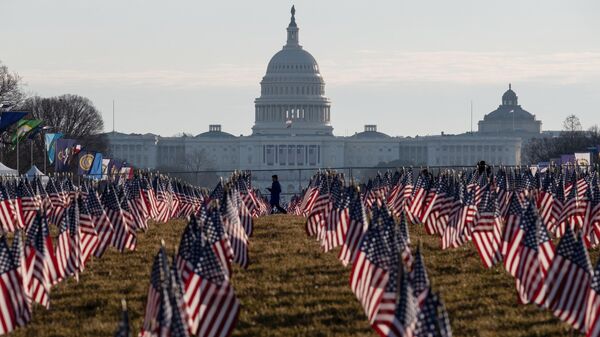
266;49;320;74
252;6;332;136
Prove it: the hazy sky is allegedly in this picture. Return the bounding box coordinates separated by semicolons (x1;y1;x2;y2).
1;0;599;137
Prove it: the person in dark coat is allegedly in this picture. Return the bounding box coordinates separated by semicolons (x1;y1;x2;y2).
267;175;287;214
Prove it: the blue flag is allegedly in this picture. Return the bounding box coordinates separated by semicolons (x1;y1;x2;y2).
45;133;63;165
55;138;77;172
77;150;94;175
0;111;27;133
89;153;103;179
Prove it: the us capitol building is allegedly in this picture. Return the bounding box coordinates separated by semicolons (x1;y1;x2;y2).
106;7;543;193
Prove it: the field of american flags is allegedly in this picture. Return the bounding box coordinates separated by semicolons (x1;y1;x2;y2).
7;213;595;336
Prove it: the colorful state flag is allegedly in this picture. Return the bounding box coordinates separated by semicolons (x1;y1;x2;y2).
11;119;42;144
55;139;77;172
45;133;63;165
101;158;111;180
0;111;27;133
89;153;103;179
77;151;95;176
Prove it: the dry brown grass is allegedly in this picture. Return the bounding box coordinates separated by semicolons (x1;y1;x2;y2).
11;215;597;336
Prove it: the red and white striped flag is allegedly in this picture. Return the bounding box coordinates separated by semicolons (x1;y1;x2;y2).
0;235;31;335
25;212;59;309
545;227;592;332
176;217;240;337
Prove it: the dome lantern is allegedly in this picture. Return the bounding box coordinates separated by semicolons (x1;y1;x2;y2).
286;5;299;48
502;83;518;106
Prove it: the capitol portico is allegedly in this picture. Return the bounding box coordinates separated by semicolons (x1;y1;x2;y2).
106;6;539;194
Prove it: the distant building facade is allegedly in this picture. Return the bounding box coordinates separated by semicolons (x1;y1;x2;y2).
105;7;531;192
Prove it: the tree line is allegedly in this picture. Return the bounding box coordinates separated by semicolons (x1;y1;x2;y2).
523;114;600;164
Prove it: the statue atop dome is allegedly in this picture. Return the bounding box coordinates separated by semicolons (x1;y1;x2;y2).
289;5;297;28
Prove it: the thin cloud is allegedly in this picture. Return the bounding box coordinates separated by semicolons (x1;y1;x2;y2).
19;51;600;89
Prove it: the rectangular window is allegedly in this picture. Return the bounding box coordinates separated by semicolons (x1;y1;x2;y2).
297;145;305;165
317;145;320;163
266;145;275;166
288;145;296;165
278;145;287;166
308;145;317;165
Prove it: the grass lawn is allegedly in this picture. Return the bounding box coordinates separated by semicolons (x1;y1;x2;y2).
11;215;595;336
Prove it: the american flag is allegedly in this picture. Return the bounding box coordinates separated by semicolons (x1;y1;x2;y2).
588;181;600;247
232;187;253;237
205;206;234;278
0;182;16;233
425;177;453;236
221;191;249;269
10;230;31;312
18;179;39;229
411;246;430;307
55;200;82;283
513;202;555;307
141;176;159;220
549;178;566;236
6;180;25;230
45;178;67;226
338;187;368;266
306;175;331;237
419;177;440;231
177;217;240;337
153;177;171;223
407;173;429;224
322;178;350;252
299;176;320;216
77;196;98;275
103;185;136;252
586;257;600;337
87;188;114;258
373;265;417;337
25;212;59;308
412;288;452;337
537;172;555;232
124;179;149;231
558;180;585;237
0;235;31;335
471;187;503;268
502;193;524;275
350;205;407;324
495;169;510;215
441;188;476;249
545;227;592;332
139;246;171;337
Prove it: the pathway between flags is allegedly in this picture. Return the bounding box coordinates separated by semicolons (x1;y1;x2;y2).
231;214;375;336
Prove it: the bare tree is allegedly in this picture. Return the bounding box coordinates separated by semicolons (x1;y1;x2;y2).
0;61;25;106
184;148;219;187
562;114;582;133
22;94;104;137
